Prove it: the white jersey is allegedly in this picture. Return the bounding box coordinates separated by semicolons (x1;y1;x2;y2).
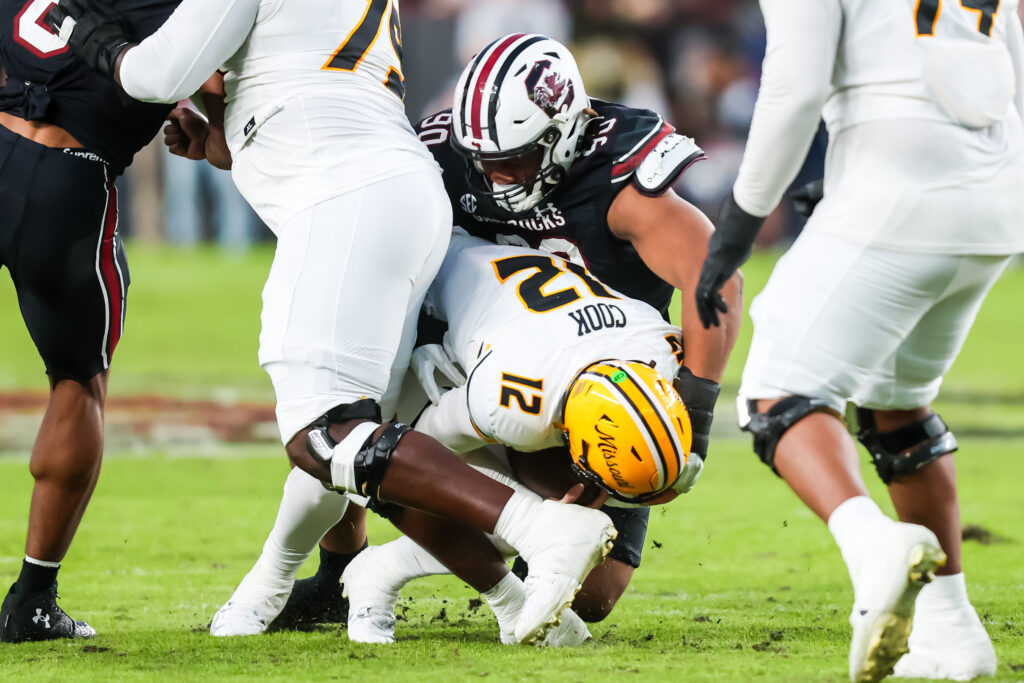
732;0;1024;253
118;0;437;229
415;231;683;456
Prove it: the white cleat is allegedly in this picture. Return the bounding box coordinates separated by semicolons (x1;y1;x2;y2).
512;501;616;644
539;607;591;648
209;564;292;637
893;603;997;680
848;523;947;683
341;546;400;644
346;607;397;644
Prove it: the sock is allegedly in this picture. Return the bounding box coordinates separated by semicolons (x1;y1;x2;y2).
16;557;60;595
257;468;349;584
313;540;368;583
482;572;525;639
491;490;544;555
356;535;449;602
826;495;889;583
916;573;970;613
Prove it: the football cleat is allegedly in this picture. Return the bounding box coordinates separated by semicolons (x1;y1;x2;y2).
511;500;616;644
341;545;400;644
538;606;591;647
270;573;348;631
892;600;997;680
209;562;292;637
847;523;946;682
0;583;96;643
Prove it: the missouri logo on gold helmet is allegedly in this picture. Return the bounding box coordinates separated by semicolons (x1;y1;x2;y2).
561;360;692;504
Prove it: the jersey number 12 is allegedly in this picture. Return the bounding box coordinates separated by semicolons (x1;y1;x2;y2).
915;0;1001;37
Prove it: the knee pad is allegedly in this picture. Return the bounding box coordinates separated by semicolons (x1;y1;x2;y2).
738;396;839;473
306;400;411;513
855;408;958;484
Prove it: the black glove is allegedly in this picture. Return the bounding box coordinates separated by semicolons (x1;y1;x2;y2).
791;179;824;219
695;192;765;328
46;0;133;78
673;366;720;462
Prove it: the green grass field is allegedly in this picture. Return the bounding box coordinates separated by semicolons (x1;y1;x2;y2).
1;245;1022;681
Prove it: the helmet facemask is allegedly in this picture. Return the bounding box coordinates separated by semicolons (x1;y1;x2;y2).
454;126;565;214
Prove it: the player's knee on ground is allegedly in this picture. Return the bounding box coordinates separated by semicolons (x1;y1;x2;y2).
738;396;841;472
574;557;635;622
855;408;958;484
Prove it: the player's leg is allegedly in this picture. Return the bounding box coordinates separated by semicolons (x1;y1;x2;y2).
739;231;952;682
270;499;367;631
852;253;1012;680
0;145;124;642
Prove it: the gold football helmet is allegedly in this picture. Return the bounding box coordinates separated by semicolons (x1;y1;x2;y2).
561;360;692;503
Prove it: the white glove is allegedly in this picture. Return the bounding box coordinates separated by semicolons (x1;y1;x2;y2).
674;454;705;494
410;333;466;404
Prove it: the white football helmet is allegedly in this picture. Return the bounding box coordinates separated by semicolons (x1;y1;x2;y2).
451;33;593;214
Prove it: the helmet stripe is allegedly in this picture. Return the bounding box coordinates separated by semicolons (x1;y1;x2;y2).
467;33;528;141
458;41;495;140
484;34;546;146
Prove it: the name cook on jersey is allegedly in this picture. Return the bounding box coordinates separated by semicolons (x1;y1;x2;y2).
570;302;628;337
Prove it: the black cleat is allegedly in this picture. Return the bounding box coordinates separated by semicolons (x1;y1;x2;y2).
269;574;348;632
0;583;96;643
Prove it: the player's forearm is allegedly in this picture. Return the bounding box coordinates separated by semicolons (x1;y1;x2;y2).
118;0;257;104
733;0;841;217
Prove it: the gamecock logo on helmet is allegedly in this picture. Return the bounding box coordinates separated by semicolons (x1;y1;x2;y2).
524;60;575;118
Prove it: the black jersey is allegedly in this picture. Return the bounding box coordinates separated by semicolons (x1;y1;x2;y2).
415;99;705;317
0;0;179;171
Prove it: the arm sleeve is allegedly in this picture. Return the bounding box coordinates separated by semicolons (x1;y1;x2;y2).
732;0;843;217
1007;8;1024;126
119;0;260;104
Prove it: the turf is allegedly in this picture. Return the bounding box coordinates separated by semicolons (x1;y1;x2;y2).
1;245;1023;681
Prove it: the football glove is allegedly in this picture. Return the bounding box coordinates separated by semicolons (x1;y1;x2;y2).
791;179;824;219
695;192;764;329
674;451;705;494
46;0;133;78
410;333;466;405
673;365;720;465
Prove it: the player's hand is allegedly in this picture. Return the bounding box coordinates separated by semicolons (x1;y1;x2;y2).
696;192;765;328
557;483;608;509
164;108;210;161
675;453;705;494
673;366;720;464
410;333;466;404
46;0;133;78
791;179;824;218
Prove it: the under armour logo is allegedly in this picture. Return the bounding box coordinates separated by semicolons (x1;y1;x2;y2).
32;609;51;629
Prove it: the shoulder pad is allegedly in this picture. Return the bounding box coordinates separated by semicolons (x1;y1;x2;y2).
633;134;706;196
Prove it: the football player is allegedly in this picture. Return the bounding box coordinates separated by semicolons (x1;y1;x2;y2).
0;0;183;643
695;0;1023;680
280;32;744;628
338;227;701;644
50;0;620;645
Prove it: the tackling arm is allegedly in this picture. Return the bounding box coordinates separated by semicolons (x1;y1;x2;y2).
607;186;741;384
608;186;738;463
